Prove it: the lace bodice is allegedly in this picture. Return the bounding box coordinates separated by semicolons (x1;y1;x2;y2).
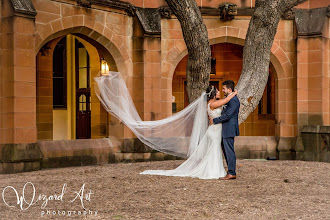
207;103;222;118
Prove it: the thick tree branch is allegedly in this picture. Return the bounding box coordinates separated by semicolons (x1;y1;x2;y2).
165;0;306;123
165;0;211;102
236;0;307;124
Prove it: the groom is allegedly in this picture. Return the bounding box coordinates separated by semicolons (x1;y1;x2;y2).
209;80;240;180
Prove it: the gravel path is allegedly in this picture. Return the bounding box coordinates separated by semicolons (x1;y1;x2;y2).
0;159;329;219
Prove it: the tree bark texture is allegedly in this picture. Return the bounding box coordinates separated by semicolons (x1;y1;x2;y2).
164;0;211;102
236;0;307;124
166;0;306;124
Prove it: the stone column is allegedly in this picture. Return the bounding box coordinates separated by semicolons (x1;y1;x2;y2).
0;0;42;173
1;0;37;143
295;8;329;159
123;9;169;161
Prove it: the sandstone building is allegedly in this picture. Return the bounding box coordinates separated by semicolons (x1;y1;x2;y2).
0;0;329;173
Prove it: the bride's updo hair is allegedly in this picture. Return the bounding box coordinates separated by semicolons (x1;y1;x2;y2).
206;85;217;101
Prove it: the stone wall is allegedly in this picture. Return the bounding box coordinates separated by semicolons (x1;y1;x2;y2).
298;125;330;162
0;137;182;174
172;43;276;136
122;0;329;9
0;0;37;145
161;18;298;141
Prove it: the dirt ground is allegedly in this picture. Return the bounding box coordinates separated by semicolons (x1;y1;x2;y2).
0;159;329;220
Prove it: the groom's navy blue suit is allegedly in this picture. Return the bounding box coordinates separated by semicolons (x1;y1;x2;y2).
213;95;240;176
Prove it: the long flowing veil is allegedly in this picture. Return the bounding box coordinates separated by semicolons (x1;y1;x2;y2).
94;71;208;159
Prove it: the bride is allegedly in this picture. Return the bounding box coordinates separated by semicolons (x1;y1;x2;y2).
140;85;237;179
94;72;237;180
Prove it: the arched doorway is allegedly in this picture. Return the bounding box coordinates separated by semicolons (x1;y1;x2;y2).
172;43;276;136
36;34;117;140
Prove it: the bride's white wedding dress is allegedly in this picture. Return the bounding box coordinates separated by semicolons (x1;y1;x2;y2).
140;103;227;179
94;71;226;179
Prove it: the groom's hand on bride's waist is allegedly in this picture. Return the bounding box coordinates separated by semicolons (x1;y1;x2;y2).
209;117;214;125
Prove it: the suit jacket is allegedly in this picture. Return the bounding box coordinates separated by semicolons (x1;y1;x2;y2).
213;95;240;138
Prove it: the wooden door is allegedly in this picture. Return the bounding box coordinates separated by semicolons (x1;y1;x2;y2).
75;39;91;139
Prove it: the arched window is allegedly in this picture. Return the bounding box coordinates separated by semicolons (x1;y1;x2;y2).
53;37;67;109
258;65;275;117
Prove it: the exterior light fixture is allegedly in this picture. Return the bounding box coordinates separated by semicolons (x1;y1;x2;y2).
101;57;109;75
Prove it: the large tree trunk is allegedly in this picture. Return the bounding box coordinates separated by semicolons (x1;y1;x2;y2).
164;0;211;102
166;0;306;123
236;0;306;124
